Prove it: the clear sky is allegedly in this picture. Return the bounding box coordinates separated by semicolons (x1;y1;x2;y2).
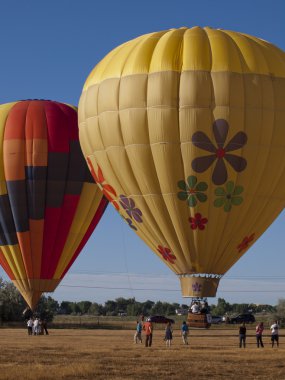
1;0;285;306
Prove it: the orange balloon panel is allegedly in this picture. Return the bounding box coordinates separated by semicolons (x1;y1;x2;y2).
79;27;285;297
0;100;108;309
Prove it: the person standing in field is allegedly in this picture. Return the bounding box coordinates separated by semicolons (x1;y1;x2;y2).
164;322;173;347
270;320;279;347
42;319;49;335
256;322;264;348
38;319;43;335
33;317;40;335
143;318;153;347
181;321;189;345
27;317;33;335
239;322;247;348
134;320;143;344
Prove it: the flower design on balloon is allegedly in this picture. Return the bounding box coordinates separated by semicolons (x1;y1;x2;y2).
214;181;244;212
124;217;138;231
119;195;143;223
237;233;255;253
189;213;208;230
119;212;138;231
177;176;208;207
191;119;247;185
192;282;202;292
157;246;176;264
87;158;119;210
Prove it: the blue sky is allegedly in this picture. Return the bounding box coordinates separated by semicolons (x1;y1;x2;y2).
1;0;285;306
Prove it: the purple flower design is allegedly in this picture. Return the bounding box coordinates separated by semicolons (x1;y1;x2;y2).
191;119;247;185
192;282;202;292
119;195;143;223
125;218;137;231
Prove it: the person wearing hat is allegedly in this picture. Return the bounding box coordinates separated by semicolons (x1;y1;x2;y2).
143;318;153;347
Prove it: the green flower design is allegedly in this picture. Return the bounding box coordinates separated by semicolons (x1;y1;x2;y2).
214;181;243;212
177;176;208;207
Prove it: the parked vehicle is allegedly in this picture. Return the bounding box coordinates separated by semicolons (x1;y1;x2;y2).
148;315;175;324
118;312;127;317
175;308;188;316
211;315;223;324
229;313;255;324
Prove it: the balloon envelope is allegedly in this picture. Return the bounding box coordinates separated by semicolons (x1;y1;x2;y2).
78;27;285;297
0;100;108;309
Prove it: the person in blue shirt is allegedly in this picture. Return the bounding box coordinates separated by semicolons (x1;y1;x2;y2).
181;321;189;345
134;320;143;344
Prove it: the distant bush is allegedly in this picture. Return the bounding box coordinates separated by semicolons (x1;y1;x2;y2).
273;299;285;327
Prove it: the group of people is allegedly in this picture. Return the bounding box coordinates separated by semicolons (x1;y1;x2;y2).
190;300;209;314
134;317;153;347
163;320;190;347
27;317;49;336
134;316;281;349
134;316;189;347
239;320;279;348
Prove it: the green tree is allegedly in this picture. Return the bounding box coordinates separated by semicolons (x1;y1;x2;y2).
115;297;130;313
231;303;249;314
77;301;92;314
127;302;143;316
212;298;232;316
59;301;73;314
0;279;26;321
254;304;276;313
71;303;82;314
274;298;285;326
89;302;104;315
35;295;59;322
151;301;166;315
104;300;117;315
141;300;154;315
165;303;178;315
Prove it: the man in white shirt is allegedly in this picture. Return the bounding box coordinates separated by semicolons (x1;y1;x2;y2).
190;302;200;314
270;320;279;347
27;318;33;335
33;318;40;335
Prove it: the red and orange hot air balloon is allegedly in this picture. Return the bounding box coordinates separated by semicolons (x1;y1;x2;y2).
0;100;108;309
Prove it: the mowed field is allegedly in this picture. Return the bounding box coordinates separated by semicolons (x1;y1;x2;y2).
0;327;284;380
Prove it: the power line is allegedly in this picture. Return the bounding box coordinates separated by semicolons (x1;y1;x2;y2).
68;271;285;280
59;284;285;293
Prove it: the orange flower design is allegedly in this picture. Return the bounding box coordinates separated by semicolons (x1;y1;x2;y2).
237;233;255;253
87;158;119;210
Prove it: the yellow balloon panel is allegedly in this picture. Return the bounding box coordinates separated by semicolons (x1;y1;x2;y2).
79;27;285;296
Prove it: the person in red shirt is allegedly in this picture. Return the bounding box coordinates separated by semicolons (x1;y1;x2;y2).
143;318;153;347
256;322;264;348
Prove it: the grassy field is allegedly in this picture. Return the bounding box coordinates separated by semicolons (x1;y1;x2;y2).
0;327;284;379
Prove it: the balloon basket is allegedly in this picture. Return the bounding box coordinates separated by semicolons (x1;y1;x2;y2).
187;312;212;329
179;275;221;297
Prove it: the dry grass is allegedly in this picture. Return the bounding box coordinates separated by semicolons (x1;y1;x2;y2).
0;328;284;380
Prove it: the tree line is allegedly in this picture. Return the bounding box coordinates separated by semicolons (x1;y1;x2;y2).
0;278;284;323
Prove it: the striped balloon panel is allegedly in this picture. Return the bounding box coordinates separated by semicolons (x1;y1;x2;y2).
0;100;108;308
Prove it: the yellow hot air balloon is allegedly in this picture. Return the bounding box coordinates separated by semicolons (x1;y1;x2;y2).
78;27;285;299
